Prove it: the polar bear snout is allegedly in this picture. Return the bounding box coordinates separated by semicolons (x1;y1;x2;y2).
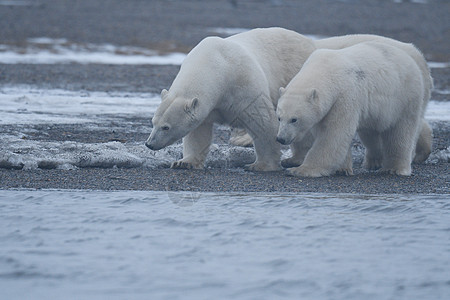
145;138;161;151
276;136;289;145
276;130;295;146
145;130;164;151
145;125;181;151
145;141;155;150
276;122;296;146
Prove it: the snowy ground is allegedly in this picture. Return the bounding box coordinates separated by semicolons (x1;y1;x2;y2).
0;83;448;171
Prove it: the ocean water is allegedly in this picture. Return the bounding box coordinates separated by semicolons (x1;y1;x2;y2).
0;190;449;300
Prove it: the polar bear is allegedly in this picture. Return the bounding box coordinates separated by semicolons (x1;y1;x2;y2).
145;28;316;171
315;34;433;164
231;33;433;167
276;41;425;177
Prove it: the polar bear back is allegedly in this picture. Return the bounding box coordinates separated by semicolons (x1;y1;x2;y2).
297;42;424;130
227;28;315;102
167;28;315;105
315;34;432;113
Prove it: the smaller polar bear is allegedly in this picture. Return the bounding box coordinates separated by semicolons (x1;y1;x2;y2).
231;33;433;167
276;41;426;177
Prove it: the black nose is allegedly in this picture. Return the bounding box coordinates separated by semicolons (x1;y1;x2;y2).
276;136;286;145
145;142;155;150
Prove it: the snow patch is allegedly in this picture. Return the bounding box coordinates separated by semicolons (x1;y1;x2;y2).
0;87;160;124
425;101;450;122
0;135;255;170
0;38;186;65
427;146;450;164
209;27;251;36
428;62;449;69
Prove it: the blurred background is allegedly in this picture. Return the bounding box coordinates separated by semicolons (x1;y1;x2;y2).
0;0;448;97
0;0;448;58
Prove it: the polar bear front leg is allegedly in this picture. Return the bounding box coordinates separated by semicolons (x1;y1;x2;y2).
242;97;282;172
335;146;353;176
288;116;357;177
380;118;417;176
171;121;213;169
244;129;282;172
287;141;352;177
281;132;314;168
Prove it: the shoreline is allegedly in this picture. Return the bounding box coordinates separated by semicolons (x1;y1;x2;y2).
1;163;448;194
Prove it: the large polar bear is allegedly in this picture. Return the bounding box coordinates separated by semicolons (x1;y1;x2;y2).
231;33;433;168
276;41;426;177
145;28;316;171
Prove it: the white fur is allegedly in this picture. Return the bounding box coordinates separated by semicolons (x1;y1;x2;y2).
145;28;316;171
276;42;425;177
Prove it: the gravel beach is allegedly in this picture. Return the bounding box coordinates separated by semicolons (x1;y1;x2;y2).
0;0;448;193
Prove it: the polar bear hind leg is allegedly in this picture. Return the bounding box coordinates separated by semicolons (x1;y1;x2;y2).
413;120;432;163
241;96;282;172
380;118;418;176
359;129;383;170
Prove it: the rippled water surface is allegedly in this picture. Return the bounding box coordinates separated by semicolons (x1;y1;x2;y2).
0;190;449;300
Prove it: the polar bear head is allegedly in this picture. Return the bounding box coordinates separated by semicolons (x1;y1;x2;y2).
145;89;201;150
276;87;320;145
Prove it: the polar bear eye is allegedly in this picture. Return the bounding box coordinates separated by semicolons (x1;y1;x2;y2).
290;118;297;124
161;125;170;131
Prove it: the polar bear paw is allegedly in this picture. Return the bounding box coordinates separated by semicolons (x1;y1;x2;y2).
286;166;330;178
380;167;411;176
171;160;203;170
244;161;282;172
281;157;302;168
335;167;354;176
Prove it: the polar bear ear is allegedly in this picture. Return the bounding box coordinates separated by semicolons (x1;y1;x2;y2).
279;87;286;97
160;89;169;101
184;97;199;113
